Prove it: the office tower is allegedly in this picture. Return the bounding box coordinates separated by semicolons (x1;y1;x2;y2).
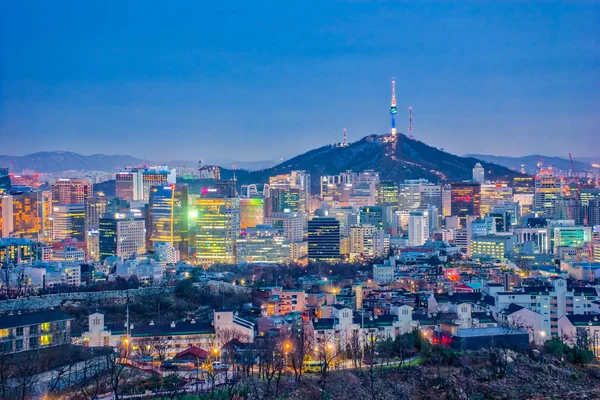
84;196;109;261
264;212;304;241
264;212;305;261
51;204;85;241
0;195;12;237
408;211;429;247
330;207;360;237
349;224;385;258
320;171;378;205
240;198;264;229
472;162;485;183
564;199;585;226
0;168;11;194
359;206;384;230
420;184;442;211
269;188;302;213
192;198;240;265
308;217;340;261
148;184;189;259
480;183;513;217
10;174;41;188
580;188;600;206
236;225;291;264
115;166;176;202
9;190;46;240
534;169;563;217
0;238;36;267
98;212;146;261
587;199;600;226
398;179;429;211
450;182;481;228
490;202;520;231
51;178;92;206
375;181;399;206
351;170;379;206
268;171;310;213
442;186;452;217
552;226;592;255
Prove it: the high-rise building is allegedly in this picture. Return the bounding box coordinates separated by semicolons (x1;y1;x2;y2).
269;188;302;214
480;183;513;217
564;199;585;226
84;196;109;261
268;171;310;213
0;168;11;194
408;211;429;247
264;212;304;242
0;194;13;237
308;217;340;261
375;181;399;206
115;166;176;202
398;179;430;211
450;182;481;228
51;204;85;242
534;169;563;217
148;184;189;259
192;198;240;265
240;198;264;229
9;190;46;240
51;178;92;206
99;212;146;261
552;226;592;255
587;199;600;227
329;207;359;237
359;206;384;230
236;225;291;264
349;224;385;258
320;171;378;205
472;163;485;183
420;184;442;212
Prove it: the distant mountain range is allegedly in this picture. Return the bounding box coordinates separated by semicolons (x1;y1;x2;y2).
0;151;152;173
0;151;277;173
464;154;596;174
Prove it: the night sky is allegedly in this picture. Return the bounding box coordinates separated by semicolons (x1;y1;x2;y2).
1;1;598;162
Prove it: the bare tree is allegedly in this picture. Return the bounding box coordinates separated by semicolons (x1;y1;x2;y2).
0;353;14;399
313;331;341;397
105;351;133;400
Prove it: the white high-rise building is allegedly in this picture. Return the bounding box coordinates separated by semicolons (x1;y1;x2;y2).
408;211;429;247
473;163;485;183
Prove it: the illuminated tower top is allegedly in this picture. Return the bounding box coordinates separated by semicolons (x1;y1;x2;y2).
390;78;398;115
390;78;398;136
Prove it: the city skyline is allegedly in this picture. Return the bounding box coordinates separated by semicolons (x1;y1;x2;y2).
1;1;598;160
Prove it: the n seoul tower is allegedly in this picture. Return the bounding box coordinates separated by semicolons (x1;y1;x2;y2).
390;78;398;136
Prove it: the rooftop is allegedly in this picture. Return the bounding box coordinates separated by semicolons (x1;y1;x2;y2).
0;310;73;329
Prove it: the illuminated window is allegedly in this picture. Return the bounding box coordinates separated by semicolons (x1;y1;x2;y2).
40;335;52;346
41;322;51;332
0;329;8;338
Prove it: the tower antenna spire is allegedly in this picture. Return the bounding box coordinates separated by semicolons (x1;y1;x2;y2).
343;128;347;145
390;78;398;136
409;106;413;139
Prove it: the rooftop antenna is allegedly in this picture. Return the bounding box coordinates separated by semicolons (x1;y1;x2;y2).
343;128;347;145
409;106;414;140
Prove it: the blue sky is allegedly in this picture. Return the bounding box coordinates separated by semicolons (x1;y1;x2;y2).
1;1;598;162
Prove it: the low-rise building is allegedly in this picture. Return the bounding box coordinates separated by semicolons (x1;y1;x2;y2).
0;310;73;354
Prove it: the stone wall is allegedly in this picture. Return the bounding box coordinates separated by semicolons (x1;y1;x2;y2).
0;286;173;312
